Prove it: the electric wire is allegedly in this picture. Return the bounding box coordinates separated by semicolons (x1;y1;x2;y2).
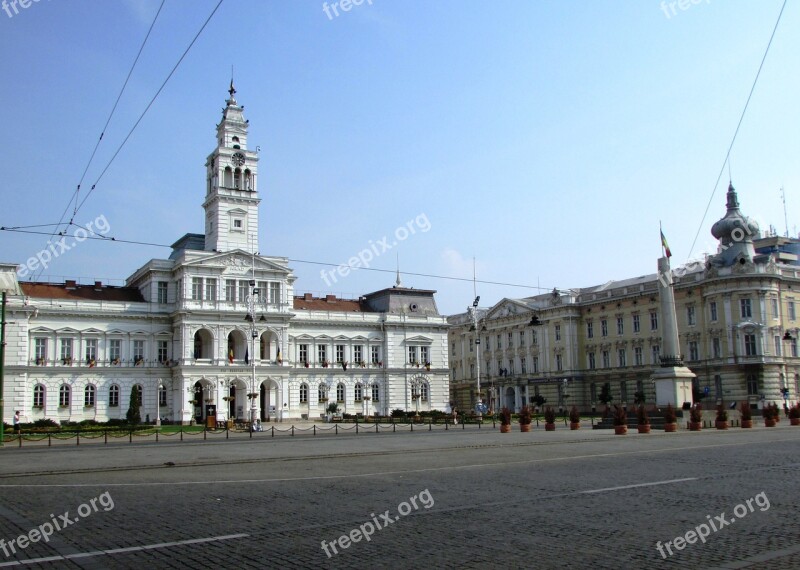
686;0;788;260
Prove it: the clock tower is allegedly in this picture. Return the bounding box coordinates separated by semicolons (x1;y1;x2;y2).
202;82;261;253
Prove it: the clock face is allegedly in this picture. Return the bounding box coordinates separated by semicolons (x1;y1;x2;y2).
231;152;246;167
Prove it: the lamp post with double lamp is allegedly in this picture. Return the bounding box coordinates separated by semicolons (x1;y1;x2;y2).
467;296;483;419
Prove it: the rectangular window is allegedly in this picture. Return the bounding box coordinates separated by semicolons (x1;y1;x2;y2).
299;344;308;364
744;334;757;357
602;350;610;368
618;349;626;367
407;346;418;364
532;356;539;374
85;339;97;362
109;340;121;362
353;345;363;363
158;340;168;363
792;339;798;358
689;341;698;361
317;345;327;364
650;311;658;331
519;331;525;346
531;330;538;345
555;354;563;372
133;340;145;361
710;301;718;322
157;281;168;304
270;282;281;305
634;346;643;366
205;279;217;301
336;345;345;363
60;338;73;360
652;345;660;365
256;281;268;304
496;334;502;350
520;357;527;374
633;314;640;333
715;375;723;400
34;338;47;362
469;338;474;353
508;332;513;346
238;281;249;304
371;346;380;364
713;337;721;359
371;384;380;401
554;324;561;342
85;385;96;407
109;386;119;407
620;381;628;403
191;277;203;300
588;352;596;370
587;321;593;339
774;335;782;357
420;346;429;364
687;306;696;326
789;300;796;320
740;298;752;319
771;298;779;319
451;342;456;356
601;319;608;337
746;374;758;395
225;279;236;302
616;317;624;335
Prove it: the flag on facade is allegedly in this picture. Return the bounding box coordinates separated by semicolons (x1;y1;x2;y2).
661;229;672;258
244;348;249;364
229;348;234;363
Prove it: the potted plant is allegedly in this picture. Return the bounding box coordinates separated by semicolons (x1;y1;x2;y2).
689;405;702;431
499;407;512;433
715;405;729;430
543;406;556;431
787;403;800;426
569;406;581;430
636;405;651;434
763;402;778;427
663;403;678;432
613;405;627;435
739;401;753;428
519;406;532;432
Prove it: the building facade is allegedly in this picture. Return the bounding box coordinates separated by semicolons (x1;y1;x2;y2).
449;185;800;414
1;86;450;425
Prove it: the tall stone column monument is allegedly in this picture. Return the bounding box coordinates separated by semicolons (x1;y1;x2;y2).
652;256;695;407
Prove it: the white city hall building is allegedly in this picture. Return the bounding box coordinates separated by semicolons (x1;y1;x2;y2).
1;86;450;425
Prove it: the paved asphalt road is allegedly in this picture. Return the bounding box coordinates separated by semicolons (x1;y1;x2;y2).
0;424;798;569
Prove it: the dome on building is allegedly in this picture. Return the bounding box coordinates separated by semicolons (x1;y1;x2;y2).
710;183;760;245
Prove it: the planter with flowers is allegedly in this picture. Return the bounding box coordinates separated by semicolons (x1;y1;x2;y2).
613;405;628;435
519;406;532;432
788;404;800;426
763;402;779;427
715;405;729;430
688;405;703;431
663;403;678;432
569;406;581;430
740;401;753;428
499;407;512;433
543;406;556;431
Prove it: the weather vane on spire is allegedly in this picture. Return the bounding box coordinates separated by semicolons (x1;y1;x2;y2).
229;65;236;99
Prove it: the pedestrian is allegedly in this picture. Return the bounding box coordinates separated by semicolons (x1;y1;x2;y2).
13;410;21;434
452;407;458;425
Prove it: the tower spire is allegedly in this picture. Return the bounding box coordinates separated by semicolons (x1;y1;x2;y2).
395;253;402;287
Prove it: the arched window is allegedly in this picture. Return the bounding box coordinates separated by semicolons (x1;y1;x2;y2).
33;384;45;408
336;383;345;403
318;384;328;402
59;385;71;407
233;168;241;189
109;384;120;407
371;384;380;402
421;382;429;402
159;385;168;407
354;383;363;401
299;383;308;404
84;384;96;407
223;166;233;187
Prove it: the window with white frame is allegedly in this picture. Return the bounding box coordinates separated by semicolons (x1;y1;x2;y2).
688;341;699;361
109;339;121;363
336;383;345;402
789;299;796;320
159;385;167;407
531;329;538;345
205;278;217;301
554;325;561;341
650;311;658;331
317;345;327;364
601;319;608;337
299;344;308;364
191;277;203;300
133;340;145;362
270;282;281;305
84;384;96;407
354;345;363;363
555;354;563;371
588;352;596;370
651;344;660;365
158;340;169;363
157;281;168;304
771;298;779;319
744;334;757;356
225;279;236;302
109;385;119;407
618;349;626;367
421;382;429;401
238;281;249;303
354;383;363;401
617;317;624;335
371;346;380;364
60;338;73;361
519;331;525;346
408;346;419;364
709;301;718;322
420;346;429;364
602;351;610;368
774;335;782;357
299;383;308;403
687;306;696;326
634;346;643;366
318;384;328;402
508;332;513;346
85;339;97;363
371;383;380;401
633;314;640;333
335;345;345;363
59;385;70;407
740;298;752;319
496;334;502;350
34;338;47;363
587;321;593;339
521;357;527;374
713;337;721;359
33;384;45;407
532;356;539;374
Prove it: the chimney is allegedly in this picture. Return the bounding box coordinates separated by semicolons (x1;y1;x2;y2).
94;281;103;291
326;294;336;302
65;280;77;290
303;293;313;301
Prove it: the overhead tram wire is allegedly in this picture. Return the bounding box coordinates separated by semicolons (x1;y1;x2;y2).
686;0;788;261
0;227;549;292
35;1;166;277
33;0;225;280
72;0;226;219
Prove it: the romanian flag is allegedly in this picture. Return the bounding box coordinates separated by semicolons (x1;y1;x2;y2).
661;230;672;258
228;348;234;363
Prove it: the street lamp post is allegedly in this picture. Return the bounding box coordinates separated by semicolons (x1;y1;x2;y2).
0;292;7;447
155;380;163;428
467;296;482;419
245;279;259;428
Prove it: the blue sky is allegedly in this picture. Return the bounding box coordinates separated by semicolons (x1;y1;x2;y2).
0;0;797;315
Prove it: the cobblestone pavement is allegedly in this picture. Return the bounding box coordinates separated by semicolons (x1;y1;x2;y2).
0;424;798;569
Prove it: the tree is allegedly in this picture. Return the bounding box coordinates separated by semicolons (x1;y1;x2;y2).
633;390;646;405
598;383;613;406
126;386;141;425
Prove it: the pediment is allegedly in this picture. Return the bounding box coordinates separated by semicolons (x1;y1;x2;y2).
404;335;433;344
485;298;531;320
181;250;291;276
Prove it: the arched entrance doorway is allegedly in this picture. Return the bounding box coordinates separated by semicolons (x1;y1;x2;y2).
259;379;280;421
505;387;516;410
